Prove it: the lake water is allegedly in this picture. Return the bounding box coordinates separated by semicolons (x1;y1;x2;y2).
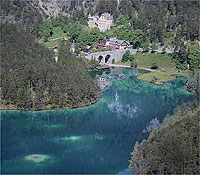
1;68;196;174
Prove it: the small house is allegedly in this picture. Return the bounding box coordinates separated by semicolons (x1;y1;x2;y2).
96;38;110;49
109;38;131;49
82;45;93;53
52;45;59;53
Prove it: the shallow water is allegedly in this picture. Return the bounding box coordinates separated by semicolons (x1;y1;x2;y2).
1;68;196;174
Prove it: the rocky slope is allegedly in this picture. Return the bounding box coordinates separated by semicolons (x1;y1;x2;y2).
1;0;199;44
0;0;97;34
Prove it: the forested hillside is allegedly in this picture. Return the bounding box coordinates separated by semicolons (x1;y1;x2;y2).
99;0;199;42
0;0;44;36
0;24;98;110
129;99;199;174
2;0;199;44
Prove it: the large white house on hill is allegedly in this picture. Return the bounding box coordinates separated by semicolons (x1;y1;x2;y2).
88;13;113;32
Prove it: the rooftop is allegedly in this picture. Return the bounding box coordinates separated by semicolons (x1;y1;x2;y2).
95;65;110;71
110;38;129;45
101;38;110;41
101;13;113;20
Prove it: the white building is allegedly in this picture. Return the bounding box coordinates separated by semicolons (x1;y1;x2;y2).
88;15;99;28
88;13;113;32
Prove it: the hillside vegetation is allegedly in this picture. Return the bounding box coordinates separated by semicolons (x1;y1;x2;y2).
1;1;199;71
117;53;177;70
0;0;44;36
0;24;98;110
129;99;199;174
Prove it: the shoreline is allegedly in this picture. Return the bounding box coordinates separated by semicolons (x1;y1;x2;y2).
108;64;158;72
109;64;190;85
0;67;191;112
0;98;100;112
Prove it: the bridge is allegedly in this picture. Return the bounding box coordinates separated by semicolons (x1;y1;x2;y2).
84;49;137;64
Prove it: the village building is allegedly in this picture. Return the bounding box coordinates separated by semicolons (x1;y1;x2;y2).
96;38;110;49
52;45;59;62
82;45;93;53
96;38;131;50
109;38;131;50
88;15;99;28
88;13;113;32
98;13;113;32
52;45;59;53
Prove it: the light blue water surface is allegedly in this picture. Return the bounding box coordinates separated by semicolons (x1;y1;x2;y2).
1;68;196;174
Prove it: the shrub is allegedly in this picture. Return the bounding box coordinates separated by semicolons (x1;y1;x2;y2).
150;76;158;83
134;61;138;68
162;46;166;54
129;55;134;61
151;62;158;69
151;43;157;52
112;58;115;64
131;60;134;67
122;50;130;62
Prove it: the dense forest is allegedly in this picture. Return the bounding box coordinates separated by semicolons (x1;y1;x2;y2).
0;0;44;36
96;0;199;41
129;99;199;174
1;24;98;110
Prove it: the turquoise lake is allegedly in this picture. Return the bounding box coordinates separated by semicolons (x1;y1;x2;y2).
1;68;196;174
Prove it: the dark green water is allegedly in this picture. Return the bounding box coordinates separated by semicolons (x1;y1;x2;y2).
1;68;196;174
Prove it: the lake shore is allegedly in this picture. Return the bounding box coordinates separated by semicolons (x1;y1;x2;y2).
109;64;189;85
0;67;190;111
109;63;157;72
0;98;99;112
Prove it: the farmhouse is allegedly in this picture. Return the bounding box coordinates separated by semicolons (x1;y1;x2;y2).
82;45;93;53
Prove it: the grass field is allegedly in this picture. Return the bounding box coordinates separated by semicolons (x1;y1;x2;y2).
48;27;67;40
138;71;189;84
116;52;177;71
38;27;68;48
43;39;61;48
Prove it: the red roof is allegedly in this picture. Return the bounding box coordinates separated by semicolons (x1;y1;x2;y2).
96;43;106;47
53;45;59;49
